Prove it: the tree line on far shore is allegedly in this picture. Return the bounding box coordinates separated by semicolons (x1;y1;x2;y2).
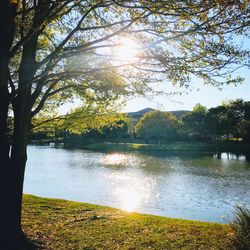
29;98;250;145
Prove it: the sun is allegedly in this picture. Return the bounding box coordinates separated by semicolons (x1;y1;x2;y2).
114;37;139;62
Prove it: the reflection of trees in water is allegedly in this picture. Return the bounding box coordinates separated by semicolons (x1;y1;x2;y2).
136;150;212;160
214;152;250;162
246;153;250;162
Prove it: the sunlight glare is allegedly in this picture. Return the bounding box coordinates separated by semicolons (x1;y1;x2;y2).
105;173;155;212
101;153;127;165
115;187;143;212
114;37;139;62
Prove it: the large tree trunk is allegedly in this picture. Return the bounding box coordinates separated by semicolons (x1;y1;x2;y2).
0;1;38;248
0;0;15;164
0;1;21;248
8;96;34;249
0;80;36;249
0;62;13;248
0;18;11;243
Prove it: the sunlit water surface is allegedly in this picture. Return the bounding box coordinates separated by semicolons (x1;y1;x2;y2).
24;145;250;223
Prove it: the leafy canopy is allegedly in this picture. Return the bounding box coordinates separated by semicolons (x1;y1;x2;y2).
6;0;250;131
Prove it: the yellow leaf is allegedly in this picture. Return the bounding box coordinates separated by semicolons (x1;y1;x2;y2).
200;12;208;22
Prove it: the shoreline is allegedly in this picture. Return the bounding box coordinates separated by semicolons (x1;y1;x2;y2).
66;142;250;156
30;141;250;154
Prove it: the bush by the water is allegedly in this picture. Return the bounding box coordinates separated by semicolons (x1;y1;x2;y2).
230;206;250;250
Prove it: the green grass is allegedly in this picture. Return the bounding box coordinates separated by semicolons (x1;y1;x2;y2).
22;195;233;249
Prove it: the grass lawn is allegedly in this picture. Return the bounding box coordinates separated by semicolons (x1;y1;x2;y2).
22;195;233;249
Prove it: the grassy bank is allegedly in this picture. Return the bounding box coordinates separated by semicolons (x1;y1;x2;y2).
22;195;232;249
77;141;250;154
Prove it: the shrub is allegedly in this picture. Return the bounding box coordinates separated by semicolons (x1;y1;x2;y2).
230;206;250;250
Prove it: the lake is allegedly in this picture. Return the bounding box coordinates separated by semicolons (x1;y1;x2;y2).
24;145;250;223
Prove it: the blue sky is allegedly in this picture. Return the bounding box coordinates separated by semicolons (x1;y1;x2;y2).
123;68;250;112
59;67;250;114
122;34;250;112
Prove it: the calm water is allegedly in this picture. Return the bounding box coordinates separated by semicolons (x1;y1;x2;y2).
24;145;250;223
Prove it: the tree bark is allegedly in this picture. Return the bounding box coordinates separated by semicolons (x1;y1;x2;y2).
7;0;47;245
0;1;21;248
0;1;38;248
0;0;15;162
8;95;33;249
0;69;13;248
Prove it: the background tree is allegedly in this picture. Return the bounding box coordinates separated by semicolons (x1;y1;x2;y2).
135;111;179;144
206;99;246;141
206;105;232;140
181;104;208;140
224;99;245;140
238;101;250;142
244;102;250;142
101;117;130;140
0;0;249;248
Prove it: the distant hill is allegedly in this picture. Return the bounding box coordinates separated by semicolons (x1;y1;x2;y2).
127;108;190;120
127;108;155;118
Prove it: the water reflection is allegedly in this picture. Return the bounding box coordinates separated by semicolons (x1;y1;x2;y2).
115;187;145;212
105;172;155;212
213;152;247;162
101;153;127;165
